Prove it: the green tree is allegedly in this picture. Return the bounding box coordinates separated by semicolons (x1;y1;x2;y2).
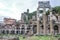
53;6;60;15
46;6;60;15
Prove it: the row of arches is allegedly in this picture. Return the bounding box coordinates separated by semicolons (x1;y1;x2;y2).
0;25;58;35
33;25;59;35
1;30;20;34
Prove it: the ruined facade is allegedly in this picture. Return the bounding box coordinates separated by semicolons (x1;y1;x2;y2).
0;1;60;35
20;1;60;35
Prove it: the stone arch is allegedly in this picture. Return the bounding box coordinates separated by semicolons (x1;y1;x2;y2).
20;25;25;34
6;30;9;34
16;31;20;34
54;25;58;35
40;25;44;34
10;30;15;34
33;25;37;34
41;25;44;29
2;30;5;34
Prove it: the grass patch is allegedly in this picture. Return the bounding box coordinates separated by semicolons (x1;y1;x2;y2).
0;34;59;40
20;35;58;40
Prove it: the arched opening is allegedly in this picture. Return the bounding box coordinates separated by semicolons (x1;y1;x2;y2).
54;25;58;35
33;25;37;34
20;25;25;34
6;30;9;34
41;25;44;34
21;31;25;34
10;30;15;34
16;31;20;34
47;26;50;35
48;27;50;32
2;30;5;34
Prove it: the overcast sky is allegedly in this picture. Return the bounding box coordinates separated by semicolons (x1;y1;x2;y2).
0;0;60;21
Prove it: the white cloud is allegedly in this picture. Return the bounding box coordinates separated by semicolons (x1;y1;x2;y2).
0;2;21;20
0;2;5;8
0;0;60;21
0;0;37;20
38;0;49;1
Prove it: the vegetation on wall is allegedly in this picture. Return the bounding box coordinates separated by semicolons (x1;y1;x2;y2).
53;6;60;15
23;6;60;23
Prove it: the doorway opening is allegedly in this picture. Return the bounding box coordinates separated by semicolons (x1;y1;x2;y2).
33;25;37;34
54;25;58;35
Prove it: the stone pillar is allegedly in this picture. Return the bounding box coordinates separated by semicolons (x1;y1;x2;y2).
5;29;7;34
20;27;21;34
32;26;33;34
0;29;1;34
15;27;16;34
9;29;11;34
43;8;46;35
58;25;60;34
9;29;10;34
20;28;21;34
30;26;33;35
50;20;53;35
58;16;60;34
50;9;53;35
25;26;27;34
37;8;40;35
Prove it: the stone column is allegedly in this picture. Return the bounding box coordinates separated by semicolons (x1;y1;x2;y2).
29;27;33;36
58;25;60;34
25;26;27;34
58;16;60;34
5;29;6;34
20;27;21;34
8;29;10;34
50;9;53;35
50;20;53;35
0;29;1;34
30;26;33;35
43;8;46;35
15;27;16;34
37;8;40;35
